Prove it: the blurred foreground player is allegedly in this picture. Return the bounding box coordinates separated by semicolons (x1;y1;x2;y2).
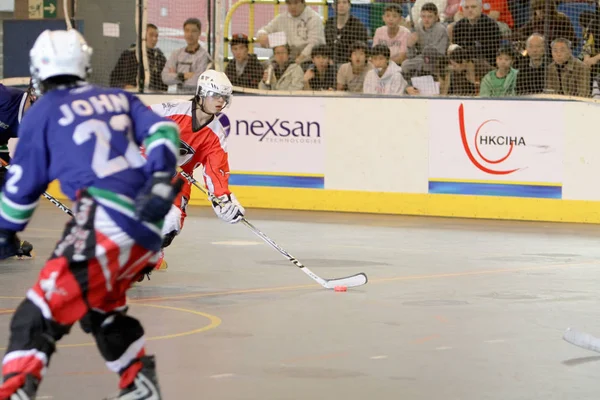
148;70;245;271
0;82;37;258
0;29;182;399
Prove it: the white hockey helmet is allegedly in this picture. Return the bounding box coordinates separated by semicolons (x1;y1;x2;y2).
29;29;93;94
196;70;233;108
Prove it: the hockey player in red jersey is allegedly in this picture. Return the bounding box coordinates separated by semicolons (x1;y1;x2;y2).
149;70;245;270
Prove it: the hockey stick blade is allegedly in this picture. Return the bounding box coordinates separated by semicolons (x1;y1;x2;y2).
563;328;600;353
176;167;369;290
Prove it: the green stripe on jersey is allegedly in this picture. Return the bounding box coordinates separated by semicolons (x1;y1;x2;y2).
0;194;36;224
143;123;180;152
87;187;164;232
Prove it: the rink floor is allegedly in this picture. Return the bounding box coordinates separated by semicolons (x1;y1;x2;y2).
1;202;600;399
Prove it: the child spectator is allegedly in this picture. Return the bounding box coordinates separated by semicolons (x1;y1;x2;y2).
259;44;304;91
337;41;373;92
303;44;337;90
373;4;412;66
363;44;408;95
403;2;449;74
447;46;493;95
224;33;264;89
479;45;518;97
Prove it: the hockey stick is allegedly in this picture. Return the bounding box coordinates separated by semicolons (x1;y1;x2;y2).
563;328;600;353
42;191;73;217
0;159;74;217
176;167;368;289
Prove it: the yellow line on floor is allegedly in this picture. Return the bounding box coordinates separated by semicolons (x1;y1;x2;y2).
0;303;221;351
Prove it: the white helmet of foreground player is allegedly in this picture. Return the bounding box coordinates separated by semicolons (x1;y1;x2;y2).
29;29;93;95
195;70;233;114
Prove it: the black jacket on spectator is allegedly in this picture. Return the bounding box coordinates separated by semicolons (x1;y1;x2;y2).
453;14;501;65
515;55;548;95
308;64;337;90
325;16;369;65
224;54;264;89
110;46;167;92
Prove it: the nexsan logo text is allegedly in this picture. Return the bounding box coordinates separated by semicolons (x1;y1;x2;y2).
234;119;321;142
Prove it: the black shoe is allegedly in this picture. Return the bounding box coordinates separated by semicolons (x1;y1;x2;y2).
117;355;161;400
8;374;39;400
15;241;33;258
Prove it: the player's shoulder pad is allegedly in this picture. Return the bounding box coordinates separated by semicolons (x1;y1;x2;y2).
150;99;192;117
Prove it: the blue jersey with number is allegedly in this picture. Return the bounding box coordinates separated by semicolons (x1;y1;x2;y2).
0;84;27;144
0;83;180;251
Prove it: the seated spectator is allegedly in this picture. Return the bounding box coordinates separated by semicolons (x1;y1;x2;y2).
337;41;373;92
303;44;337;90
224;34;263;89
546;38;590;98
373;4;412;66
514;0;576;53
581;11;600;80
109;23;167;92
403;3;449;73
479;45;517;97
259;44;304;91
161;18;212;93
451;0;501;65
363;44;408;95
256;0;325;65
447;46;493;95
405;47;450;95
455;0;513;29
409;0;448;25
325;0;368;66
515;33;547;95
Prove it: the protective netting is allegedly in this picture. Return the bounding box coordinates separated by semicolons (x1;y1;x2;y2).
1;0;599;99
221;0;599;98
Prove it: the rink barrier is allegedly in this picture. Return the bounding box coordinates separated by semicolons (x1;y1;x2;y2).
43;93;600;224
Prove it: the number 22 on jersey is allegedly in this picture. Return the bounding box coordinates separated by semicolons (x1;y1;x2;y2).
73;115;144;178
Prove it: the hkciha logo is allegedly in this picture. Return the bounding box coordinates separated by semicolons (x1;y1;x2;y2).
458;103;525;175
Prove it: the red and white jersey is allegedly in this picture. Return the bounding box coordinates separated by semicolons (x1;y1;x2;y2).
150;99;231;198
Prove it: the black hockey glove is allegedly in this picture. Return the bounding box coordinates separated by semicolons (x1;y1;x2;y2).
0;229;21;259
0;165;7;187
135;173;184;223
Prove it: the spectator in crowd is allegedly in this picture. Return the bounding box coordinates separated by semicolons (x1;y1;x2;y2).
546;38;590;98
455;0;513;29
161;18;212;93
402;2;449;75
447;46;493;95
337;41;373;92
363;44;408;95
479;45;518;96
259;44;304;90
515;33;548;95
405;48;450;95
373;4;412;66
109;23;167;92
257;0;326;66
303;44;337;90
580;11;600;81
324;0;368;66
514;0;576;53
409;0;448;25
451;0;501;65
224;33;264;89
